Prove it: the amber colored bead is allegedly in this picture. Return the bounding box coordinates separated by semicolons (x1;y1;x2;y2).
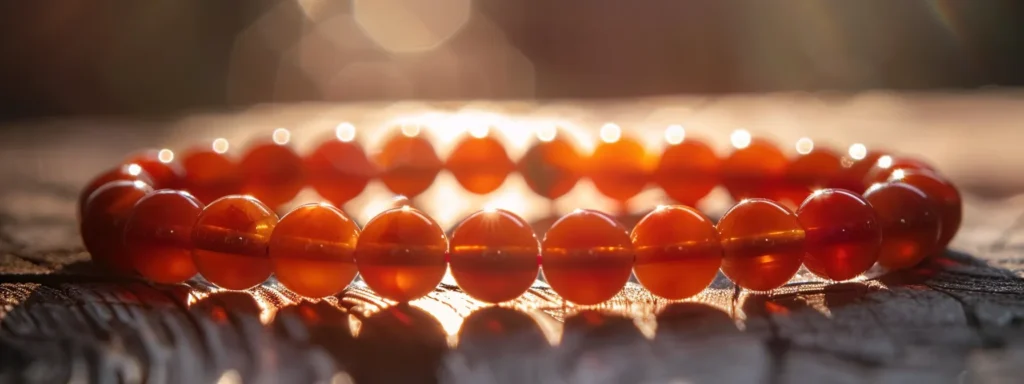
831;151;884;193
782;148;842;208
449;209;540;303
124;150;183;189
375;135;442;197
518;137;583;199
541;209;634;305
305;140;375;205
79;164;154;219
191;195;278;290
446;136;514;194
181;148;242;204
354;206;448;301
269;203;360;298
863;183;942;270
239;142;305;208
123;190;202;284
888;170;961;248
654;139;721;206
631;206;722;300
588;137;653;201
863;156;936;189
796;189;882;281
721;139;788;201
81;180;154;275
717;199;805;291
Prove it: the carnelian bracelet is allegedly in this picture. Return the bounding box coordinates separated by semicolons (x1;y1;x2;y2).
78;125;962;305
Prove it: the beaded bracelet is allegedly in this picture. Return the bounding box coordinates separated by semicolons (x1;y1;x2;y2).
78;125;962;305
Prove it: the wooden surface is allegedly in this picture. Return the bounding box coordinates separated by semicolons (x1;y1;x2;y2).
3;94;1024;383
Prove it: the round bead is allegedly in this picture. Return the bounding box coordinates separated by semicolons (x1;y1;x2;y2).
889;170;961;247
796;189;882;281
864;156;935;188
449;209;540;303
446;136;514;194
305;140;375;205
721;139;787;201
518;137;583;199
653;139;720;206
588;137;652;201
781;148;842;208
239;142;305;208
631;205;722;300
191;195;278;290
269;203;360;298
180;148;242;204
79;164;153;219
354;206;448;301
863;183;942;270
124;150;184;190
541;209;634;305
123;190;203;284
831;151;884;193
81;180;154;275
375;135;442;197
717;199;805;291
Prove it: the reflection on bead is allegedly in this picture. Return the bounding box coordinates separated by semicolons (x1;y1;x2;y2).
654;139;720;206
181;148;242;204
375;135;442;197
124;149;184;189
81;180;154;275
239;142;306;208
124;190;203;284
191;195;278;290
588;137;652;201
717;199;805;291
79;164;153;219
889;170;961;247
782;148;842;208
269;203;359;298
863;156;935;188
831;151;884;193
541;209;634;305
449;209;539;303
518;137;583;199
721;139;787;201
354;206;448;301
305;140;375;205
631;205;722;300
796;189;881;281
446;136;514;194
863;183;941;270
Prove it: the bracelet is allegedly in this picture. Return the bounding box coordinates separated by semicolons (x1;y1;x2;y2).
78;124;962;305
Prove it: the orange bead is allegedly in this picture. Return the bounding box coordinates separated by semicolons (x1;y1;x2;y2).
654;139;720;206
889;170;961;247
831;151;884;193
781;148;842;208
124;190;202;284
541;209;634;305
446;135;514;194
354;206;448;301
518;137;583;199
449;209;540;303
191;195;278;290
81;180;154;275
863;183;941;270
269;203;360;298
239;142;305;208
124;149;183;189
863;155;936;189
717;199;805;291
721;139;787;201
79;164;153;219
181;148;242;204
305;140;375;205
631;205;722;300
588;137;652;201
375;135;442;197
796;189;881;281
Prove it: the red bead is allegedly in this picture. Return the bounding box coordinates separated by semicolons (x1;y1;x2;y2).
269;203;359;298
888;170;961;248
717;199;805;291
588;137;652;201
305;140;375;205
631;205;722;300
81;180;154;275
375;135;442;197
79;164;153;219
191;195;278;290
239;142;305;208
449;209;539;303
518;137;583;199
863;156;935;188
863;183;941;270
354;206;448;301
654;139;721;206
781;148;842;208
722;139;787;201
124;150;183;189
124;190;202;284
541;209;634;305
831;151;884;193
446;135;514;194
796;189;882;281
181;148;242;204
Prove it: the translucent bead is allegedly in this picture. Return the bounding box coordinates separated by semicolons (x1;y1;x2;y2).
181;148;242;204
588;137;652;201
863;182;941;270
889;170;961;247
717;199;805;291
653;139;720;206
354;206;448;301
541;209;633;305
518;137;583;199
269;203;359;298
446;136;514;194
191;195;278;290
124;190;202;284
305;140;375;205
449;209;539;303
375;135;442;197
124;149;184;189
239;142;305;208
796;189;881;281
79;164;153;219
81;180;154;275
722;139;787;201
781;148;842;208
631;205;722;300
863;156;935;188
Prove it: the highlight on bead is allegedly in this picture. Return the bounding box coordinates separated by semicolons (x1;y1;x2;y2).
272;128;291;145
730;129;751;149
876;155;893;169
468;125;490;139
157;149;175;163
537;124;557;142
336;122;356;142
400;123;422;137
664;124;686;145
212;138;230;154
795;137;814;155
599;123;622;143
127;163;144;177
848;143;867;160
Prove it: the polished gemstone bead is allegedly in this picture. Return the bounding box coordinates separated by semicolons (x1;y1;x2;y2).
191;195;278;290
375;135;442;197
124;190;202;284
518;137;583;199
863;182;941;270
181;148;242;204
305;140;375;205
653;139;720;206
796;189;882;281
354;206;448;301
588;137;653;201
831;151;884;193
864;156;936;189
124;150;183;190
721;139;787;201
81;180;154;275
239;142;305;208
717;199;805;291
782;148;842;208
631;205;722;300
888;170;961;248
446;136;514;194
449;209;539;303
79;164;153;219
269;203;360;298
541;209;634;305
